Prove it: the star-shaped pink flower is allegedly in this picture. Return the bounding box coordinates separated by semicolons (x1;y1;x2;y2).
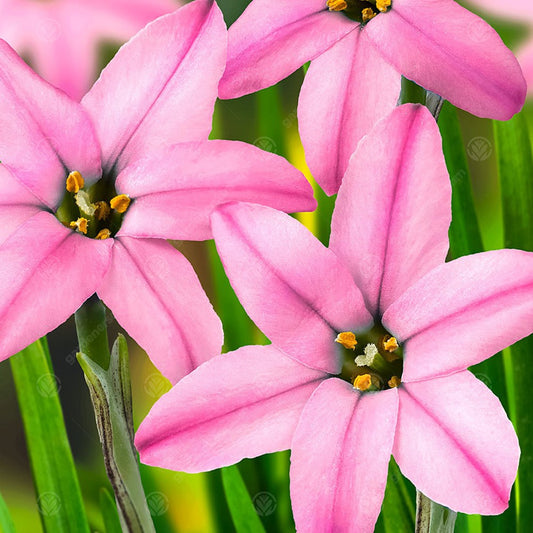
0;0;182;101
136;104;533;531
467;0;533;96
0;0;316;383
218;0;526;195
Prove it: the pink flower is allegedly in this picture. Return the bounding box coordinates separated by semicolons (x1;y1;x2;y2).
136;104;533;531
0;0;316;383
467;0;533;96
0;0;181;101
218;0;526;195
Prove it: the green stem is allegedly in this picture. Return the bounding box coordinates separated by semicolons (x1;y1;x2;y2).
399;77;427;106
415;491;457;533
75;298;155;533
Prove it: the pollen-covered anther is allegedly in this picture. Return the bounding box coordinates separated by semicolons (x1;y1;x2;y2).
95;228;111;240
383;336;399;352
362;7;376;22
110;194;131;214
94;201;111;221
376;0;392;13
70;217;88;235
353;374;379;392
335;331;358;350
327;0;347;12
388;376;401;388
66;171;84;193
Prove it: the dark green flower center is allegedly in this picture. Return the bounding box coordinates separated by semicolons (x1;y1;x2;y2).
326;0;392;25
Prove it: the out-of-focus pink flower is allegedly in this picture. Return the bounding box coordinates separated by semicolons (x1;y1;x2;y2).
0;0;181;100
136;105;533;531
219;0;526;195
0;0;316;383
467;0;533;96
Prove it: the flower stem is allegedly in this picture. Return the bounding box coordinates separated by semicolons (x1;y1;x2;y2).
415;490;457;533
75;297;155;533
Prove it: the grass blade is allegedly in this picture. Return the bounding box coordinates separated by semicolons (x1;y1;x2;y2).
0;491;16;533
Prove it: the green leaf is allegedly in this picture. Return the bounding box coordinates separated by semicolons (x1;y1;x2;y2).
381;459;416;533
495;112;533;533
99;489;122;533
10;338;90;533
0;491;16;533
222;465;266;533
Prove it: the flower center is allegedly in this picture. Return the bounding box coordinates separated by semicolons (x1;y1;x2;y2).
55;171;131;240
335;322;403;392
326;0;392;24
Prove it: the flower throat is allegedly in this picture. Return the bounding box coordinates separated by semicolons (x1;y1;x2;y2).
327;0;392;24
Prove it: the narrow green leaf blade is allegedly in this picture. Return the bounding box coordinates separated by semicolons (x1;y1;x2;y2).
99;489;122;533
381;459;416;533
495;112;533;533
10;338;90;533
222;465;266;533
0;491;16;533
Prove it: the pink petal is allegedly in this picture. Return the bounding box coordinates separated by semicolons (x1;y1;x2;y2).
299;30;400;195
365;0;526;119
0;211;113;362
97;237;223;384
330;104;451;318
219;0;355;99
384;249;533;382
290;378;398;533
212;202;373;374
136;344;326;472
82;0;226;174
518;41;533;97
394;371;519;514
0;39;101;209
116;140;317;241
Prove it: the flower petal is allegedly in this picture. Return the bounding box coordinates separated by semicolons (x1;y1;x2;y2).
136;344;326;472
394;371;519;514
299;30;400;195
97;237;223;384
519;41;533;97
384;249;533;382
219;0;355;99
330;104;451;318
0;39;101;209
364;0;526;119
290;378;398;533
0;211;113;362
212;202;373;374
116;140;317;241
82;0;226;174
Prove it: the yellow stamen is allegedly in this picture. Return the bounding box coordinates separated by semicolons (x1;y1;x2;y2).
376;0;391;13
110;194;131;214
69;217;88;235
362;7;376;22
383;336;399;352
95;228;112;240
66;171;84;193
335;331;358;350
354;373;380;391
94;201;111;221
327;0;347;12
388;376;401;388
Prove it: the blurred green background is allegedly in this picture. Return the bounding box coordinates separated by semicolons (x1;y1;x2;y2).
0;1;532;532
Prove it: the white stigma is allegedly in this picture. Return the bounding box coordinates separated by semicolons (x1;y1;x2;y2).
355;344;379;367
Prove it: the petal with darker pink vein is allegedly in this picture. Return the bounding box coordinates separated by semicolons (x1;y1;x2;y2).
299;30;400;195
0;211;112;361
394;372;519;514
136;344;326;472
212;202;372;375
291;378;398;533
97;237;223;384
83;0;226;174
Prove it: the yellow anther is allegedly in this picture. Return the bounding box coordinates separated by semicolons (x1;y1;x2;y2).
327;0;347;12
354;374;380;391
376;0;391;13
66;171;84;193
388;376;401;389
110;194;131;214
335;332;358;350
362;7;376;22
95;228;112;240
69;217;88;235
383;336;399;352
94;201;111;221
